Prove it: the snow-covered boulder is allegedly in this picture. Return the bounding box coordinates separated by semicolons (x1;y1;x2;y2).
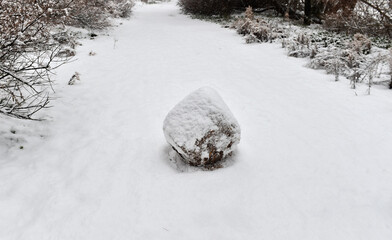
163;87;241;167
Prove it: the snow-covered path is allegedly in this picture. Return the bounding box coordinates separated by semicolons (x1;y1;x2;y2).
1;2;392;239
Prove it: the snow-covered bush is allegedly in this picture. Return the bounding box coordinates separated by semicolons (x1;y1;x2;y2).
232;7;283;43
0;0;134;119
64;0;111;29
186;2;390;90
309;48;346;81
50;0;134;29
241;20;272;43
308;35;376;86
351;33;371;55
163;87;241;168
0;0;63;119
230;6;391;89
108;0;135;18
284;33;314;58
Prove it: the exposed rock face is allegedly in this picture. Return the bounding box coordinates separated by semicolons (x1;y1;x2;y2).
163;87;241;167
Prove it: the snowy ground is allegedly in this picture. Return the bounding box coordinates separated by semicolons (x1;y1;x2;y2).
1;1;392;239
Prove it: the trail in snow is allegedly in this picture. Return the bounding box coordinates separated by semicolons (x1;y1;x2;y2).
1;1;392;239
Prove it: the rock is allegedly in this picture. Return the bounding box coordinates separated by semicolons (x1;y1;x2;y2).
163;87;241;167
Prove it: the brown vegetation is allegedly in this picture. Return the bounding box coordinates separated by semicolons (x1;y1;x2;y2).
180;0;391;37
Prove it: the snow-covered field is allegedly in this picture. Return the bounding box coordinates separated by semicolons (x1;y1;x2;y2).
1;1;392;239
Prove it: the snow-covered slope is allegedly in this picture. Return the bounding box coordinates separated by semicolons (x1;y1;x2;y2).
1;1;392;240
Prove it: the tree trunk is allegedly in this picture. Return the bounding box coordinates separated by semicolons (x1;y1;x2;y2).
285;0;292;19
304;0;311;25
390;78;392;89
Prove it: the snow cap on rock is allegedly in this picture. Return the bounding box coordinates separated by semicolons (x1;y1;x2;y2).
163;87;241;167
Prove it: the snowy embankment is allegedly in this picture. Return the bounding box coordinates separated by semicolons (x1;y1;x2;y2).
1;1;392;239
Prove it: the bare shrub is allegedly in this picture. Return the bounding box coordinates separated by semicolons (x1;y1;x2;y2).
324;0;392;37
0;0;68;119
0;0;134;119
323;0;358;17
66;0;111;29
179;0;236;16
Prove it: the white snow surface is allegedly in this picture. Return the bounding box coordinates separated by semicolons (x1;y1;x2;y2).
1;1;392;239
163;86;240;159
